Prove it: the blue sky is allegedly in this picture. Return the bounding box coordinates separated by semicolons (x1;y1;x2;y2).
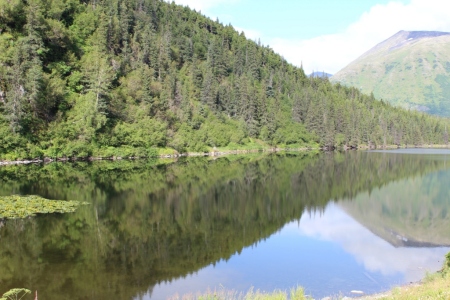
203;0;407;41
172;0;450;74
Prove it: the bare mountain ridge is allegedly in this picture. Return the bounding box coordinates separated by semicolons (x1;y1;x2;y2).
359;30;450;59
331;30;450;116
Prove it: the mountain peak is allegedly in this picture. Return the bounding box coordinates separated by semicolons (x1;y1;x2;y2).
406;30;450;39
331;30;450;116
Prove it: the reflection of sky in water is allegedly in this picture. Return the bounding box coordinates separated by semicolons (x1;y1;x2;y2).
298;204;449;280
145;203;450;300
368;148;450;163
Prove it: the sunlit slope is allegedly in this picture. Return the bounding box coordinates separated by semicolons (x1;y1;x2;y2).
341;170;450;247
331;31;450;116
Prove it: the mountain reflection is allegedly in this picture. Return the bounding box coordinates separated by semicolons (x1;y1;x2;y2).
298;204;450;283
0;151;449;299
341;169;450;247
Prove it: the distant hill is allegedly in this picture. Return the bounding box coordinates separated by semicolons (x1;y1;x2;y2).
331;30;450;117
309;71;333;78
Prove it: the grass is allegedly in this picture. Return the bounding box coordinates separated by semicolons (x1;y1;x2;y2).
361;273;450;300
171;255;450;300
389;272;450;299
362;256;450;299
167;287;308;300
170;275;450;300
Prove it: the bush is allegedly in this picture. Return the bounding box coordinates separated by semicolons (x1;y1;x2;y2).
92;147;117;158
2;150;27;161
147;148;159;157
113;117;168;148
62;141;93;158
26;143;44;159
44;145;62;158
272;122;311;146
0;122;27;158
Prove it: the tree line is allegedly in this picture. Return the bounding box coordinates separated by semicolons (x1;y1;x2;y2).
0;0;449;159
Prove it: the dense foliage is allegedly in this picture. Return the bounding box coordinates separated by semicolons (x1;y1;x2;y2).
0;0;449;159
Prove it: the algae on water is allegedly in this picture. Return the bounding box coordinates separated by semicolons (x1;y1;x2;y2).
0;195;89;219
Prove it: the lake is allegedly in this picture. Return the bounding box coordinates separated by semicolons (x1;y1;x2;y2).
1;149;450;299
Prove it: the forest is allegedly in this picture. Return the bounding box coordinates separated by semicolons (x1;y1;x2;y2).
1;0;449;160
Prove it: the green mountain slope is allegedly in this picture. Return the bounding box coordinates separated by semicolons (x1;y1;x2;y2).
331;30;450;116
0;2;449;159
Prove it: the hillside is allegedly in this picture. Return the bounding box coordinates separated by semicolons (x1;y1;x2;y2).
0;2;449;160
331;30;450;116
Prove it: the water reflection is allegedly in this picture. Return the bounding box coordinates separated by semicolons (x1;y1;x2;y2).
341;171;450;247
0;151;449;299
299;204;449;283
369;148;450;156
149;201;449;300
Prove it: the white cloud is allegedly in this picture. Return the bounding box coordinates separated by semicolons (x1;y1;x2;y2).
234;26;263;41
270;0;450;74
170;0;239;13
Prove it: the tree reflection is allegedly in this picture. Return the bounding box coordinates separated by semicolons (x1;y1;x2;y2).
0;151;448;299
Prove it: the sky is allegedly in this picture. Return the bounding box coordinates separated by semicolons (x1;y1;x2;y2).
170;0;450;74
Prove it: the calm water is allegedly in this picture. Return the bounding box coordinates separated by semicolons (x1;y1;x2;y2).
1;150;450;299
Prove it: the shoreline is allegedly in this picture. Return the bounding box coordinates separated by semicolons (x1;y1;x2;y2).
0;147;312;167
1;144;449;167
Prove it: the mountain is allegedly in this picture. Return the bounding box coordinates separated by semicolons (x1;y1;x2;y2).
0;3;449;159
309;71;333;78
331;30;450;116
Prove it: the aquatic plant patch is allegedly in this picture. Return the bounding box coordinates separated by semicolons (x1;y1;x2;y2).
0;195;89;219
0;288;31;300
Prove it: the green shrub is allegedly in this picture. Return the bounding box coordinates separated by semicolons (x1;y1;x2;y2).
147;148;159;157
93;147;117;158
26;143;44;159
44;145;62;158
62;141;93;158
1;149;28;161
